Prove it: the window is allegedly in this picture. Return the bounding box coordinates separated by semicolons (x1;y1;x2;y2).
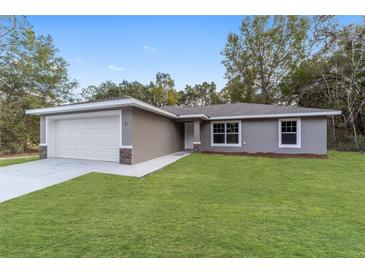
212;121;241;146
279;118;301;148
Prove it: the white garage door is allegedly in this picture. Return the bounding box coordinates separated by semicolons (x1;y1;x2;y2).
52;115;120;162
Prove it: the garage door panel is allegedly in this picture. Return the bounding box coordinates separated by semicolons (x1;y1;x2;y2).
103;130;119;136
55;135;118;146
83;128;104;135
85;118;101;128
52;114;120;162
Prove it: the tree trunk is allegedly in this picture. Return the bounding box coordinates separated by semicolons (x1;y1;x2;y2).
348;107;359;149
331;116;337;146
346;71;360;150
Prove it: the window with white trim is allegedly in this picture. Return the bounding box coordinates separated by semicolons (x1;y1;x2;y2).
279;118;301;148
212;121;241;146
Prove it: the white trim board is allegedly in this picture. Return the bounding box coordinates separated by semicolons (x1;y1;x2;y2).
26;98;177;118
278;118;302;149
178;114;209;120
208;111;341;120
210;120;242;147
120;145;133;149
26;97;341;120
119;109;123;148
45;116;48;146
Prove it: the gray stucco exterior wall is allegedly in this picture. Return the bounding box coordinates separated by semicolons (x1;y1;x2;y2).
200;117;327;155
122;107;133;146
132;108;184;164
38;103;328;164
40;115;46;144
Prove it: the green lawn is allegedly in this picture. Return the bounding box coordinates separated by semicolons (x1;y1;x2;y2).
0;156;39;167
0;151;364;257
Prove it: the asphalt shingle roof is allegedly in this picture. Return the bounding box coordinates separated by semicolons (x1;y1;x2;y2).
162;103;336;118
39;96;338;118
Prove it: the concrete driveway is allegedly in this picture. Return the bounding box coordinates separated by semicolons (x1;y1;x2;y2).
0;152;189;203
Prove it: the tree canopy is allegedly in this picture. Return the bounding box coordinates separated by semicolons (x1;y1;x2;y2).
80;74;224;107
0;16;78;153
222;16;310;104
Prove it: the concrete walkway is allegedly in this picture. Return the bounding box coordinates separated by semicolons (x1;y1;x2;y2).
0;151;190;203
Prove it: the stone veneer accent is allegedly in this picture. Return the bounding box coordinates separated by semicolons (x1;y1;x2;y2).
120;148;132;165
39;145;47;159
193;143;200;152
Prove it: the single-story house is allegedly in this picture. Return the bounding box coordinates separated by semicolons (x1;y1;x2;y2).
26;97;341;164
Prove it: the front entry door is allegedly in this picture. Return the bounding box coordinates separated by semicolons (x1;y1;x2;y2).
184;122;194;149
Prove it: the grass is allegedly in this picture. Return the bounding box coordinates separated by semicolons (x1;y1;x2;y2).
0;156;39;167
0;151;364;257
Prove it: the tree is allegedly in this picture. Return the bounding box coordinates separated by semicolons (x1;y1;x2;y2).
280;21;365;150
0;16;78;154
332;24;365;149
80;72;180;107
221;74;255;103
178;82;224;106
81;76;224;108
149;72;178;106
222;16;310;104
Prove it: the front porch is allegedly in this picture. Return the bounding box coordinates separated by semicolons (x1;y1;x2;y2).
182;120;202;152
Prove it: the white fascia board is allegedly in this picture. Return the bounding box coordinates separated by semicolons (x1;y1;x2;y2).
120;145;133;149
208;111;341;120
25;98;135;115
25;98;177;118
177;114;209;120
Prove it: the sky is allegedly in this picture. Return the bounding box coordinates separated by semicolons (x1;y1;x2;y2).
28;16;363;94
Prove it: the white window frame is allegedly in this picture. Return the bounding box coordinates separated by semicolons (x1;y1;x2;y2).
278;118;301;148
211;121;242;147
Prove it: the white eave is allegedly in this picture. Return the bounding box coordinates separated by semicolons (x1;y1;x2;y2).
26;99;341;120
25;98;177;118
177;114;209;120
208;111;341;120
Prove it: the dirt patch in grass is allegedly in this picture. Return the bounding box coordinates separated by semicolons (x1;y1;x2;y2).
0;152;38;159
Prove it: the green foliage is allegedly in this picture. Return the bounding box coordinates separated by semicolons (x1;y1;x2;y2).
221;76;254;103
280;21;365;150
80;73;178;106
1;151;364;257
81;74;224;107
178;82;224;106
222;16;310;104
0;16;78;154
